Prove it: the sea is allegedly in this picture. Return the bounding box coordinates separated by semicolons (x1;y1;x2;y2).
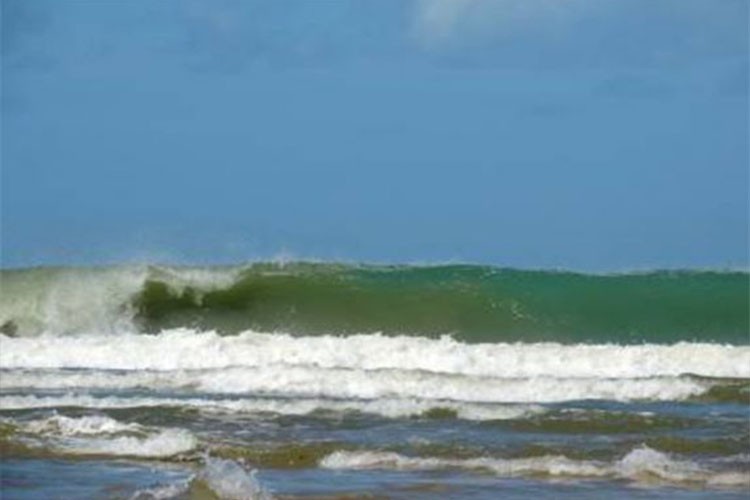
0;262;748;499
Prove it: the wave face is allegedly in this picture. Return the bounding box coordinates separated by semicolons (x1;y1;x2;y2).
1;263;747;343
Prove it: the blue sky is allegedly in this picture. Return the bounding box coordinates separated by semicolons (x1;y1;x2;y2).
1;0;748;270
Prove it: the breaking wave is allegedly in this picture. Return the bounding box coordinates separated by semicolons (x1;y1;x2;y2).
11;414;197;458
2;263;747;343
1;329;747;408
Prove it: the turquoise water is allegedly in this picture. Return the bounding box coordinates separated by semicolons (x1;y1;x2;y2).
0;262;748;498
3;263;748;343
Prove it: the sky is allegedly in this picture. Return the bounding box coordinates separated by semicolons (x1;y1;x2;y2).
1;0;748;270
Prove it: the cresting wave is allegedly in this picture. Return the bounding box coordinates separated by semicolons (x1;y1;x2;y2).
1;262;748;343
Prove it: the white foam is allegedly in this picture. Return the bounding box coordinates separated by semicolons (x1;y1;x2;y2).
0;394;541;421
711;453;750;464
0;265;246;337
129;457;273;500
617;446;699;483
148;266;243;296
130;480;191;500
0;267;147;336
321;446;750;487
197;457;273;500
2;329;747;379
56;428;198;458
615;446;750;487
24;414;141;436
320;450;608;476
0;366;709;403
19;414;197;458
1;331;745;412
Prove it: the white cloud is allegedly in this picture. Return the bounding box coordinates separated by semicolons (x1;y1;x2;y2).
411;0;596;49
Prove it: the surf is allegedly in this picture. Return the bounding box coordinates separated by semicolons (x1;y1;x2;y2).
1;262;748;344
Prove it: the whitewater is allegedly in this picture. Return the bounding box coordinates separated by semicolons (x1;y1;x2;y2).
1;263;748;499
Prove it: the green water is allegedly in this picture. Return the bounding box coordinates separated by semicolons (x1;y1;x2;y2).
132;264;749;343
2;263;747;343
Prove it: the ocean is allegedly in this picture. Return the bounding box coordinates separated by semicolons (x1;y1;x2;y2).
0;262;748;499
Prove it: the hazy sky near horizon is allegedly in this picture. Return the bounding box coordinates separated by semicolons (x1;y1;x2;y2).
2;0;748;270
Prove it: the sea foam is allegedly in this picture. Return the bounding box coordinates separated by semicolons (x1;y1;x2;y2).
2;329;748;378
0;366;711;403
19;414;197;458
320;446;750;487
1;329;746;409
0;394;543;421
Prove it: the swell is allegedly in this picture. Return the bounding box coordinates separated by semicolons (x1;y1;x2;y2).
1;262;748;343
